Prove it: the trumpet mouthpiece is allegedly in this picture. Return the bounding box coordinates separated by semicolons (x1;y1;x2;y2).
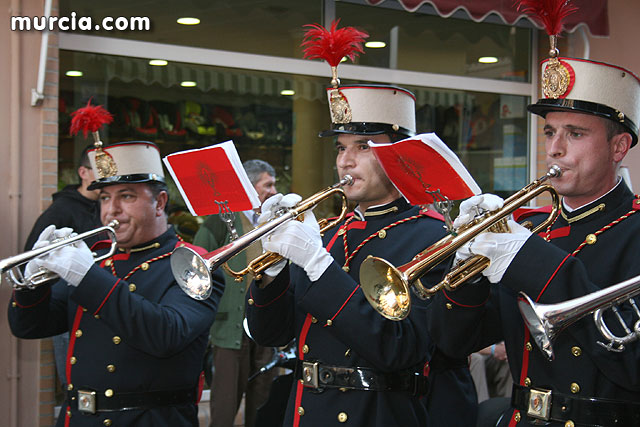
108;219;120;229
548;165;562;178
342;175;354;186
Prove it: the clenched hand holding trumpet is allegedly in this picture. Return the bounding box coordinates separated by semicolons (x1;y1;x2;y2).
1;221;119;290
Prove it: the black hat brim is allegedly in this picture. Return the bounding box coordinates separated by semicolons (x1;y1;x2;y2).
87;174;165;191
528;98;638;147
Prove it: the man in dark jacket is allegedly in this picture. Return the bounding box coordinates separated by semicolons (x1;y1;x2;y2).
246;83;477;426
24;144;101;250
9;141;225;426
428;57;640;426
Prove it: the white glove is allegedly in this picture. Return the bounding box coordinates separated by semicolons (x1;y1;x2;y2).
34;240;94;287
262;209;333;281
258;193;302;225
455;220;531;283
25;225;75;279
453;194;504;229
258;193;303;278
263;258;287;278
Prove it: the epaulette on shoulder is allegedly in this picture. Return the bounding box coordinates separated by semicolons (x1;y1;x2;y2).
633;196;640;211
177;241;208;256
419;207;444;222
513;205;553;223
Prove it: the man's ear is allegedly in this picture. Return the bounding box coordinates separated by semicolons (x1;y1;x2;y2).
78;166;95;182
612;132;632;163
155;191;168;216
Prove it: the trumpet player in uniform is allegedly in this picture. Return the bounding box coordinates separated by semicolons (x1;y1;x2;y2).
427;7;640;426
243;22;477;427
8;135;225;426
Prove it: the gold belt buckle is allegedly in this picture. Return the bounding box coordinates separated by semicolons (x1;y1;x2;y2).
301;361;319;388
527;388;552;421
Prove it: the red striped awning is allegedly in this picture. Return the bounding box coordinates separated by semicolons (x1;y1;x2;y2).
365;0;609;36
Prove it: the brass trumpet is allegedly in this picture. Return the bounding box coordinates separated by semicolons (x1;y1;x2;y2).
360;166;562;320
519;273;640;361
1;220;119;290
171;175;353;300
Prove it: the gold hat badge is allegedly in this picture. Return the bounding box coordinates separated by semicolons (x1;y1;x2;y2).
70;99;117;178
301;19;369;124
516;0;579;99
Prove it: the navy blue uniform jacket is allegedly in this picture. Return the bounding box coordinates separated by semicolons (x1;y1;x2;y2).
428;182;640;426
246;198;476;427
9;228;225;426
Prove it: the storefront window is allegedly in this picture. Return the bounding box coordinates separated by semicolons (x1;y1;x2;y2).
336;1;532;82
60;0;531;82
59;0;321;59
61;49;530;229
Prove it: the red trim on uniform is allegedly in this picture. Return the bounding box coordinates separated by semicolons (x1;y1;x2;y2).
538;225;570;240
633;198;640;211
326;284;360;326
423;361;431;378
513;205;553;223
442;289;489;308
100;253;130;268
545;57;640;84
249;282;290;307
347;221;367;230
325;229;342;252
94;278;121;315
419;207;444;221
293;314;314;427
332;85;417;101
557;60;576;98
197;372;205;403
90;239;113;251
293;379;304;427
326;219;367;251
66;306;85;383
11;287;51;308
64;306;85;425
535;254;571;302
509;328;532;427
507;407;518;426
298;314;314;359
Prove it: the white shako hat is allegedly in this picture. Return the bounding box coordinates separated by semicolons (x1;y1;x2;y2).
87;141;165;190
527;59;640;147
319;84;416;138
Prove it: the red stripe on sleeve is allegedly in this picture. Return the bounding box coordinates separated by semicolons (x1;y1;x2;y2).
94;278;121;315
326;284;360;325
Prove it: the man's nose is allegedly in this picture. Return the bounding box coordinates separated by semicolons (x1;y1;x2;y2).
547;134;565;158
337;150;356;169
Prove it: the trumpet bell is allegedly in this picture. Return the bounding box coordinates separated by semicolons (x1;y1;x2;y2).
360;256;411;321
170;246;212;300
517;293;556;360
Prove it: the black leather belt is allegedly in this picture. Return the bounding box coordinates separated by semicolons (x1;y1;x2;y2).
295;360;427;395
512;384;640;426
67;387;196;414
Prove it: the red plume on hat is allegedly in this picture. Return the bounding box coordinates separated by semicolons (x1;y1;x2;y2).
515;0;578;37
70;99;113;140
515;0;578;99
301;19;368;87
